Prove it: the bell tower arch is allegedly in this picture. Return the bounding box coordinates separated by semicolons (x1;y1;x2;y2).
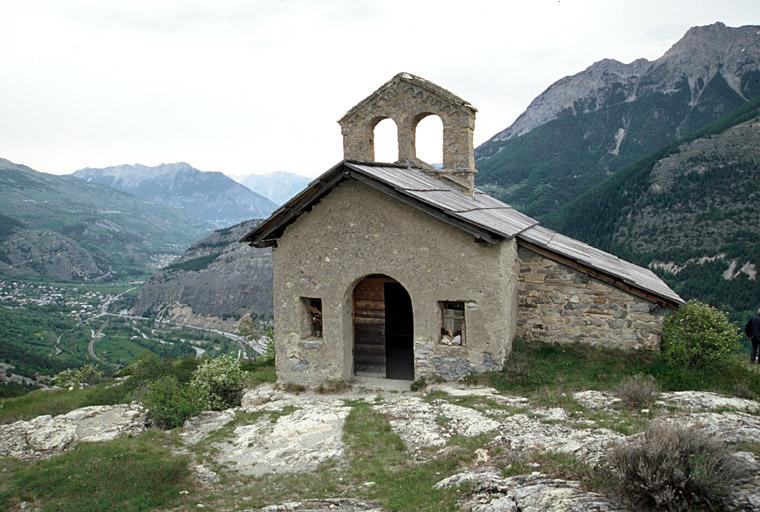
338;72;478;194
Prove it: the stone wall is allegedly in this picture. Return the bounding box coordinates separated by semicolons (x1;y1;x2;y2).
516;247;665;351
272;179;518;387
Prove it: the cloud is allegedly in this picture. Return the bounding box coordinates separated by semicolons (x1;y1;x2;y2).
0;0;758;177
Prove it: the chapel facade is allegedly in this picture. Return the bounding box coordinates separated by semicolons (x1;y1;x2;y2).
243;73;683;387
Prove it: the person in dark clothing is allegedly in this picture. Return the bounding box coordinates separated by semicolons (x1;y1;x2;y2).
745;309;760;364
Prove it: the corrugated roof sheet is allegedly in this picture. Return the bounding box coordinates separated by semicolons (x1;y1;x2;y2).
346;162;539;238
243;161;683;305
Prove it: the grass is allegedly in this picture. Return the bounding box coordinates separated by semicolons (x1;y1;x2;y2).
245;365;276;387
0;432;192;512
341;402;478;512
579;408;651;436
467;339;760;401
0;382;131;424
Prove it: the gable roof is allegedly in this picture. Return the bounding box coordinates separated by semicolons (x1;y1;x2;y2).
241;161;684;307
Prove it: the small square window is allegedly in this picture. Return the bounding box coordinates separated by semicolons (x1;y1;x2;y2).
440;301;465;346
301;297;323;338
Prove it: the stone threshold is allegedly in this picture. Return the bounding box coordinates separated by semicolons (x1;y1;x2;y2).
350;375;414;392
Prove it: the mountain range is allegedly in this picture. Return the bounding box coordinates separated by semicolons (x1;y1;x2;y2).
127;21;760;327
73;162;278;228
237;172;310;206
475;22;760;218
547;96;760;320
0;158;209;281
2;21;758;326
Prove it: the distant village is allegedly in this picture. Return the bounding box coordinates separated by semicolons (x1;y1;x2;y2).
0;280;106;320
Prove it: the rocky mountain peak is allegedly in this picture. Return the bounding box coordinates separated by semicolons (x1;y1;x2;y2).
487;22;760;143
653;22;760;102
491;56;651;141
72;162;278;228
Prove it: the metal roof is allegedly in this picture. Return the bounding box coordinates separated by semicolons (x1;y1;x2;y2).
242;160;684;306
344;162;540;239
519;226;683;304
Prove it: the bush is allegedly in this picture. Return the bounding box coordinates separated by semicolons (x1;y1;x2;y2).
143;376;201;429
662;301;740;371
607;423;742;510
613;374;659;409
119;352;168;384
54;364;104;388
190;355;244;410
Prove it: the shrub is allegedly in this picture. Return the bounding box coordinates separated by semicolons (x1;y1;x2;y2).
613;374;659;409
662;301;740;371
190;355;244;410
120;352;168;384
54;364;104;388
143;376;201;429
607;423;742;510
257;335;275;367
410;378;427;392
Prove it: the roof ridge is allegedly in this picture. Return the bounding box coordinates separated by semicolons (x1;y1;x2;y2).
338;72;476;123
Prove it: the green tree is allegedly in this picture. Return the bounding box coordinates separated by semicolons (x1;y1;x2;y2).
190;355;244;410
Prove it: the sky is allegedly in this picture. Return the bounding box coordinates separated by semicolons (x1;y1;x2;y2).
1;1;759;179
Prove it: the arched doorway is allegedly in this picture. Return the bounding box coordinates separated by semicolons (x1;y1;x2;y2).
353;274;414;380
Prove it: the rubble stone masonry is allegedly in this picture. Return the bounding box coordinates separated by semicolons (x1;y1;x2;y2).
516;247;665;351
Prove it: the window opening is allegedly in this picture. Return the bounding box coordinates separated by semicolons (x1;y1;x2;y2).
302;297;323;338
440;301;465;346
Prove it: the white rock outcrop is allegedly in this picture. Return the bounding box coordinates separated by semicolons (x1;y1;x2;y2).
573;390;622;410
658;391;760;414
214;400;350;476
374;396;500;457
180;409;236;445
0;403;147;460
493;413;623;465
253;499;384;512
437;469;624;512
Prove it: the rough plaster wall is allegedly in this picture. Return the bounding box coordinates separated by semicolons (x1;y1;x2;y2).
516;247;665;351
272;179;516;387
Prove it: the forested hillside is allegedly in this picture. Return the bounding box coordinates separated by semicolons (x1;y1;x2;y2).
547;97;760;320
475;22;760;218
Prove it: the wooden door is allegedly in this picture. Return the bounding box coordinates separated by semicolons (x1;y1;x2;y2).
353;277;387;376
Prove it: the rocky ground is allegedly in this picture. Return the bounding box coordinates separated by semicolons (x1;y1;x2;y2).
0;402;147;460
1;384;759;511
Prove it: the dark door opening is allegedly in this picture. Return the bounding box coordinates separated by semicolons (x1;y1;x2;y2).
384;282;414;380
353;275;414;380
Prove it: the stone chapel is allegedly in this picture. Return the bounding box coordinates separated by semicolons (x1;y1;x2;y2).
242;72;683;387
